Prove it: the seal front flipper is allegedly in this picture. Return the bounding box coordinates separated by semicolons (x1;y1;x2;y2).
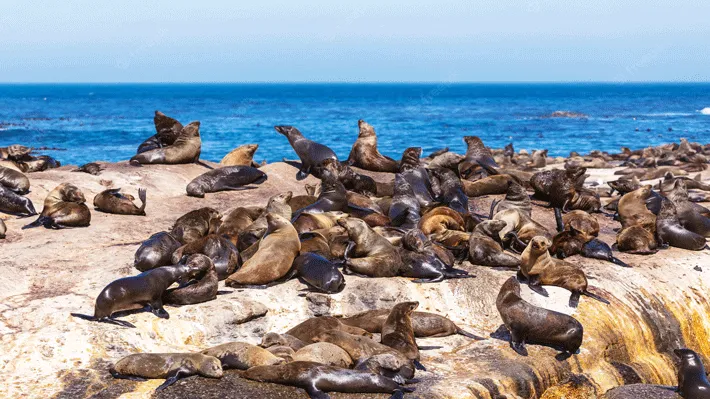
413;360;426;371
582;289;610;305
296;167;311;181
155;369;190;392
456;328;485;340
304;384;330;399
611;257;630;268
22;216;52;229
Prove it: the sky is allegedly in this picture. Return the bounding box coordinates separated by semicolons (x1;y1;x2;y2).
0;1;708;83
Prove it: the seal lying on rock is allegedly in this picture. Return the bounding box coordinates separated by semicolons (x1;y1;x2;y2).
110;353;222;391
136;111;183;154
186;166;267;198
338;308;483;339
339;217;403;278
468;220;521;268
0;184;36;216
200;342;284;369
292;252;345;293
292;342;353;368
134;231;182;272
496;276;584;356
93;188;147;215
23;183;90;229
242;361;413;399
130;121;201;165
0;165;30;194
72;162;104;175
71;254;205;327
171;207;222;245
286;316;372;342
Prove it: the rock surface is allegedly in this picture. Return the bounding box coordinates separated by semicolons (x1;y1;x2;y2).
1;162;709;399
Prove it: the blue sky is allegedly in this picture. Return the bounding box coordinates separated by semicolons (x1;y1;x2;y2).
1;1;708;82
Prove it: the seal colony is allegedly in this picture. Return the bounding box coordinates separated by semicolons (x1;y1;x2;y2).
3;112;710;398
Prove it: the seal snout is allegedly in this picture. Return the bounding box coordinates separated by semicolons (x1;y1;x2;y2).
274;126;293;136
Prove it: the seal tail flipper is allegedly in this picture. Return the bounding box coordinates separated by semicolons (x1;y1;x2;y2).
554;207;564;232
109;369;147;381
137;188;147;215
611;257;631;268
456;328;486;340
22;216;51;229
101;318;136;328
304;385;331;399
583;290;611;305
70;313;96;321
413;360;426;371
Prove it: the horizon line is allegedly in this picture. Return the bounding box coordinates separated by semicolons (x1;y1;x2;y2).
1;80;710;85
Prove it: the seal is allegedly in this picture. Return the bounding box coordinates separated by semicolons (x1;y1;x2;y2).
266;346;296;362
616;185;658;254
468;220;521;268
275;125;338;180
260;332;308;351
201;342;284;370
345;120;399;173
134;231;182;272
656;198;707;251
339;309;483;339
71;255;205;327
292;342;353;368
238;192;292;250
399;229;471;283
429;167;469;215
110;352;222;391
496;276;584;356
216;206;264;246
0;184;36;216
674;348;710;399
459;136;499;178
293;252;346;293
0;218;6;239
316;158;377;197
286;316;373;343
225;213;300;287
0;144;31;161
293;212;347;235
93;188;147;216
171;207;222;245
398;147;436;207
130;121;201;165
186;166;267;198
520;236;610;307
664;179;710;237
381;302;424;370
292;170;348;221
490;180;531;217
162;254;218;305
220;144;260;167
388;174;421;229
20;155;60;173
241;361;413;399
530;167;586;209
172;234;239;280
137;110;183;154
339;218;403;278
23;183;91;229
0;165;30;194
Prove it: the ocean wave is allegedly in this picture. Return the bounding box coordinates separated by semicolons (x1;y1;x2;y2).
700;107;710;115
641;112;694;117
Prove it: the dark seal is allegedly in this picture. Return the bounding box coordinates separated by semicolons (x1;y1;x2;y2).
275;125;338;180
186;166;267;198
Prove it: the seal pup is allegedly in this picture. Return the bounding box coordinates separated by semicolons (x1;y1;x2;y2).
463;174;520;197
460;136;499;178
201;342;284;369
23;183;90;229
136;110;183;154
0;165;30;194
388;174;421;229
674;348;710;399
338;309;483;339
134;231;182;272
293;253;346;293
275;125;338;180
398;147;436;207
171;207;222;245
656;198;707;251
225;213;300;287
292;343;354;368
93;188;147;216
339;218;403;278
496;276;584;356
186;166;267;198
381;302;425;370
242;361;412;399
71;255;205;327
468;220;521;268
163;254;218;305
521;236;609;307
286;316;372;343
110;352;222;391
130;121;201;165
0;184;36;216
219;144;260;167
345;120;399;173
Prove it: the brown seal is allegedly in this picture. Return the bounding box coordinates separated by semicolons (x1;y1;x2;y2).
71;255;206;327
492;208;552;251
292;342;353;368
72;162;104;175
0;184;36;216
136;111;183;154
286;316;372;343
317;158;377;197
674;348;710;399
274;125;338;180
171;234;239;280
130;121;201;165
201;342;284;370
496;276;584;356
292;169;349;221
216;206;264;246
93;188;147;215
265;346;296;362
489;179;531;217
225;213;300;287
237;192;292;250
0;218;6;239
110;352;222;391
399;229;472;283
460;136;499;178
293;212;347;235
616;185;658;254
468;220;521;268
171;207;222;245
656;198;707;250
134;231;183;272
381;302;424;370
260;332;308;351
163;254;218;305
339;309;483;339
664;179;710;237
186;166;267;198
241;361;412;398
520;236;609;307
530;167;586;209
0;165;30;194
338;217;402;277
23;183;90;229
345;119;399;173
219;144;260;167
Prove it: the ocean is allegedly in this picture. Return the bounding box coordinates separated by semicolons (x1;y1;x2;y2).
0;83;709;166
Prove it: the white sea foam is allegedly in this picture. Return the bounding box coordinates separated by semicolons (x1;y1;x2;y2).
700;107;710;115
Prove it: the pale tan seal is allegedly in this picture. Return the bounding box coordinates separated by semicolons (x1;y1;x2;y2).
110;352;222;391
200;342;284;369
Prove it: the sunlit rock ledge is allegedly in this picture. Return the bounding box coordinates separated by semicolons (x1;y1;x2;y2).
0;161;708;399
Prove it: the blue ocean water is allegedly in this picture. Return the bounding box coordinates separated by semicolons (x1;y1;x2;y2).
0;83;709;166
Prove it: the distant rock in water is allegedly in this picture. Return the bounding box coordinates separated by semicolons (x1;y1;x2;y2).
542;110;589;119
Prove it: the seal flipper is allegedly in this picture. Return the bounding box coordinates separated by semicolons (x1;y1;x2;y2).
389;391;404;399
137;188;147;215
296;167;311;181
22;216;52;229
413;360;426;371
554;207;564;232
582;290;610;305
109;369;147;381
304;384;330;399
611;257;630;268
456;328;486;340
155;369;190;392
